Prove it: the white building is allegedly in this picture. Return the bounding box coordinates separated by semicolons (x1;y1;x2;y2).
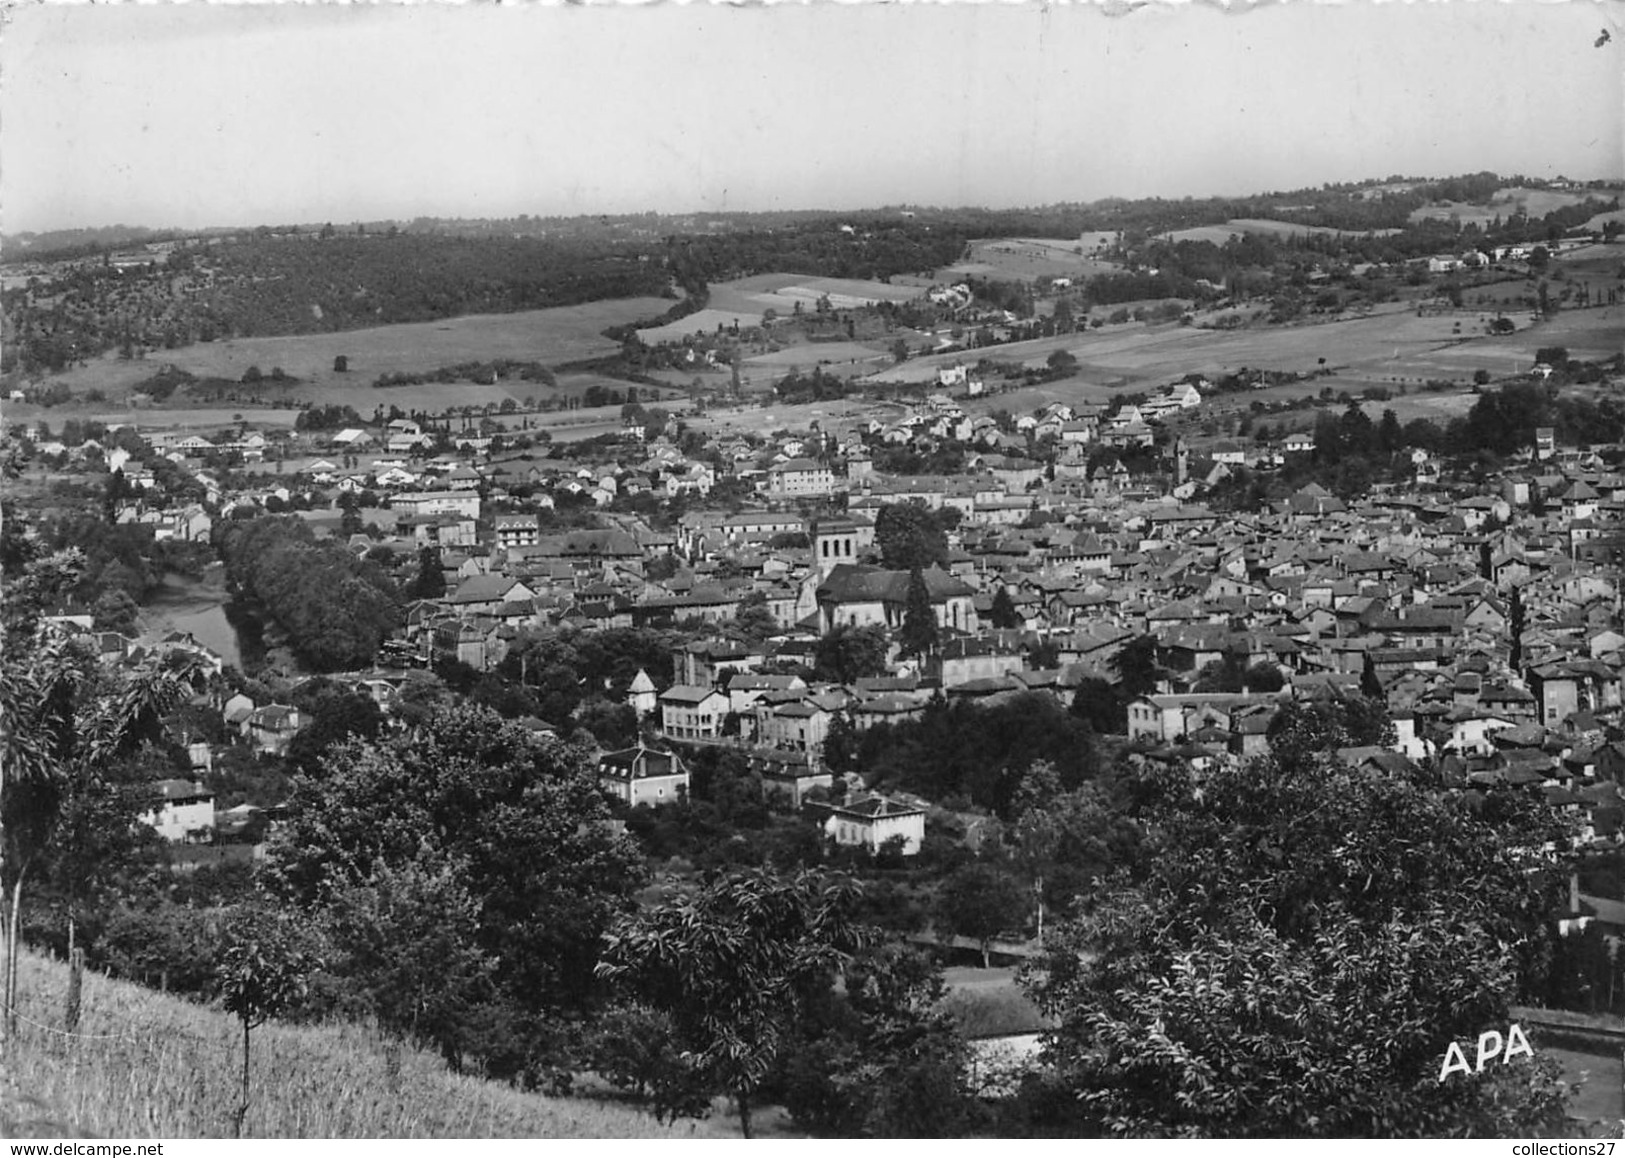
140;779;215;842
597;745;689;808
767;458;838;499
659;685;730;741
822;795;926;856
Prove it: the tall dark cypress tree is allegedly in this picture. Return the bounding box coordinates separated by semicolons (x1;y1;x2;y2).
411;546;446;600
899;567;939;659
1360;651;1384;701
989;586;1022;630
1509;585;1526;673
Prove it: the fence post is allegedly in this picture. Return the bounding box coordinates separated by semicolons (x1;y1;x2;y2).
64;948;83;1033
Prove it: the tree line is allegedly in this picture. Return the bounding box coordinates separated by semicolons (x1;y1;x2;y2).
214;516;402;672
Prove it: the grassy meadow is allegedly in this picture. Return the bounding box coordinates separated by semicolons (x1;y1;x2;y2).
1162;219;1399;246
1409;187;1608;228
701;272;924;317
0;950;782;1139
943;238;1123;281
21;297;674;409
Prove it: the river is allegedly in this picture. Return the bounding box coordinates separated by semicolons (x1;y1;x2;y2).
143;569;244;670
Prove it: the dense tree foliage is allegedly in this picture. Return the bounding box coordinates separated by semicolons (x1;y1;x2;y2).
858;693;1098;815
936;861;1031;968
267;705;646;1079
214;516;401;672
0;541;205;1028
812;624;891;685
495;626;680;726
775;945;978;1137
597;867;870;1136
1023;740;1576;1137
874;501;951;572
284;679;386;775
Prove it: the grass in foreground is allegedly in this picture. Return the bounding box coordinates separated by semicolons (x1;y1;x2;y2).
1;950;788;1139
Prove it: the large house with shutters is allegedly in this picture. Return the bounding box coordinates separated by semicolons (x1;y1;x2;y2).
597;745;689;807
659;685;730;741
821;795;926;856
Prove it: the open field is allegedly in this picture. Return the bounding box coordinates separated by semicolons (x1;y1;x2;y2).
553;371;686;402
740;339;898;383
960;380;1132;416
1225;217;1400;239
1586;208;1625;233
4;402;303;433
1349;391;1482;426
942;237;1123;282
636;308;767;344
865;303;1489;392
1410;186;1612;228
1159;225;1245;247
3;949;790;1139
1163;219;1400;245
16;297;674;405
664;274;924;338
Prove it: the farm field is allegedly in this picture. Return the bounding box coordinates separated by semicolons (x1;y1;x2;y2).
1;949;794;1139
652;274;924;340
1409;303;1625;378
553;371;685;403
21;297;675;405
1351;391;1481;426
4;401;303;433
1409;186;1614;228
1585;208;1625;232
962;379;1136;416
866;304;1483;392
1162;219;1399;245
636;308;766;344
1223;217;1401;239
942;237;1122;281
740;339;898;383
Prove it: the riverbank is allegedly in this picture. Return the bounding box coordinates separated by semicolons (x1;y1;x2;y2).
141;568;244;670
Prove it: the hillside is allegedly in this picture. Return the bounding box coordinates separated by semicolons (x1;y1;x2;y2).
0;950;764;1139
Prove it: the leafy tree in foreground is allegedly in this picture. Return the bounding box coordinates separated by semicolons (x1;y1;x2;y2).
778;944;977;1137
319;857;498;1071
267;704;646;1071
215;899;323;1137
1023;752;1575;1137
596;868;870;1137
1;552;202;1032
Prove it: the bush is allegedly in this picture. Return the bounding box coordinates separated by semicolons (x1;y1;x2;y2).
588;1002;694;1103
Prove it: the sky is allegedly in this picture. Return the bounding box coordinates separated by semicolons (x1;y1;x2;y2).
2;1;1621;234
